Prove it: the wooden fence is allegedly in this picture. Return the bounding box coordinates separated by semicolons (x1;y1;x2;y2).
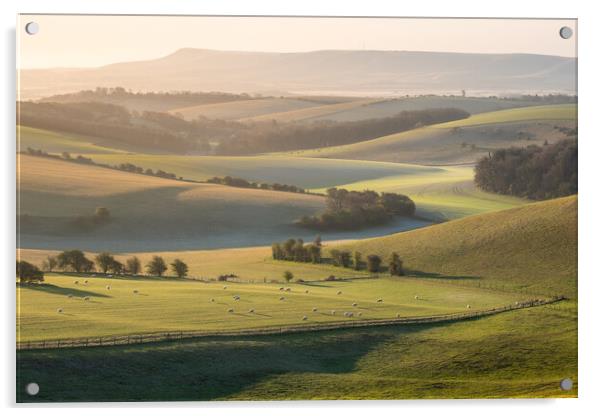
17;298;563;351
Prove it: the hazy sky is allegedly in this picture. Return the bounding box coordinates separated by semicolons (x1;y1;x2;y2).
18;15;577;69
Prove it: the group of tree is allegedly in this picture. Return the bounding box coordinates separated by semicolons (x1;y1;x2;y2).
215;108;470;155
329;250;404;275
298;188;416;230
16;260;44;283
70;207;112;231
39;250;189;278
271;237;322;264
474;138;577;200
207;176;306;194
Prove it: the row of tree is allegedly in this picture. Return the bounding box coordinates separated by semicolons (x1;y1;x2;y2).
36;250;189;278
298;188;416;230
474;139;577;200
271;236;405;276
207;176;306;194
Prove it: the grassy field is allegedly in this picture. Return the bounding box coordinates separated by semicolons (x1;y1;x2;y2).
305;96;544;122
17;274;526;342
16;299;577;401
169;97;323;121
240;98;380;123
18;154;333;251
17;126;127;154
291;104;577;164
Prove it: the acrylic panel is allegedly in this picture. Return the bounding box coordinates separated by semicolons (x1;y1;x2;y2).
16;15;577;402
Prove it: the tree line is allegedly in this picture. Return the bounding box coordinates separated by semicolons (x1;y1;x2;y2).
474;138;577;200
207;176;306;194
17;250;191;283
298;188;416;230
271;236;405;276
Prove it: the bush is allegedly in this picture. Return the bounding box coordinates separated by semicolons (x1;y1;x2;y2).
17;261;44;283
283;270;294;283
146;256;167;277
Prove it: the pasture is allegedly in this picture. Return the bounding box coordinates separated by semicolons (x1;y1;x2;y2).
17;273;526;342
17;126;127;154
17;299;577;401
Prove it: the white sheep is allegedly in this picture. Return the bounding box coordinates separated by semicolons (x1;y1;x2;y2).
74;280;79;285
396;313;401;318
233;295;240;301
279;296;285;301
57;308;63;313
223;286;228;290
376;298;383;303
352;302;358;307
358;312;363;317
414;295;419;300
248;308;255;313
83;296;90;301
466;304;471;309
302;316;308;321
285;288;291;292
227;308;234;313
312;307;318;312
337;291;342;295
84;280;89;284
331;310;336;315
279;287;284;291
106;285;111;290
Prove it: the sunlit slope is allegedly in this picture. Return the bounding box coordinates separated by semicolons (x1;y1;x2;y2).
17;155;326;251
169;97;323;121
305;96;545;122
18;126;127;154
311;166;527;221
292;104;577;164
342;196;577;297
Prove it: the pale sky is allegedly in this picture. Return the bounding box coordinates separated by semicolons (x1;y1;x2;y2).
17;15;577;69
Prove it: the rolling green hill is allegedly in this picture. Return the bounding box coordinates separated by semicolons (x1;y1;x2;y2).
291;104;577;164
341;195;577;297
18;126;128;154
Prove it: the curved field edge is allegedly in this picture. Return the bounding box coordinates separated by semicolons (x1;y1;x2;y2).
16;301;577;401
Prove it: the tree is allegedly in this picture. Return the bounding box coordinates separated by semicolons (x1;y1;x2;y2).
108;259;124;275
388;252;404;276
353;251;362;270
41;255;57;272
272;243;283;260
283;270;294;283
330;249;352;268
57;250;93;273
283;238;296;260
367;255;382;273
95;252;116;274
126;256;141;275
171;259;188;278
17;261;44;283
308;244;322;264
146;255;167;276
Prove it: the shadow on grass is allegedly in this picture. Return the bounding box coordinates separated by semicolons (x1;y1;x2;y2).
407;270;482;281
16;324;432;402
19;283;110;298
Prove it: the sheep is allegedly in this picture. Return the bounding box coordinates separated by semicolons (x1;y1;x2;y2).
106;285;111;290
466;304;471;309
83;296;90;301
84;280;89;285
337;291;342;295
302;316;308;321
227;308;234;313
279;287;284;291
312;307;318;312
133;290;139;294
352;302;358;307
396;313;401;318
233;295;240;301
57;308;63;313
279;296;285;301
376;298;383;303
331;310;336;315
74;280;79;285
285;288;291;292
344;312;354;318
414;295;419;300
210;298;215;302
305;290;309;294
357;312;363;317
223;286;228;290
248;308;255;313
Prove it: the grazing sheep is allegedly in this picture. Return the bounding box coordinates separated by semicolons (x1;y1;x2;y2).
57;308;63;313
396;313;401;318
233;295;240;301
279;287;284;291
133;290;138;294
352;302;358;307
376;298;383;303
302;316;308;321
227;308;234;313
345;312;354;318
248;308;255;313
305;290;309;294
223;286;228;290
358;312;363;317
210;298;215;302
331;310;336;315
515;301;519;305
312;307;318;312
84;280;88;284
74;280;79;285
279;296;285;301
466;304;471;309
337;291;342;295
414;295;419;300
106;285;111;290
285;288;291;292
83;296;90;301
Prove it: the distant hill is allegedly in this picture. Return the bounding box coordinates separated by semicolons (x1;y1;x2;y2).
20;49;576;99
341;195;577;297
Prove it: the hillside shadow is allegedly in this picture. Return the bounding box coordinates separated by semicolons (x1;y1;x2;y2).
17;324;435;402
408;270;482;281
19;283;110;298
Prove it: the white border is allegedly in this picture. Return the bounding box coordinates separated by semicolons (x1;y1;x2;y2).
2;0;601;414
